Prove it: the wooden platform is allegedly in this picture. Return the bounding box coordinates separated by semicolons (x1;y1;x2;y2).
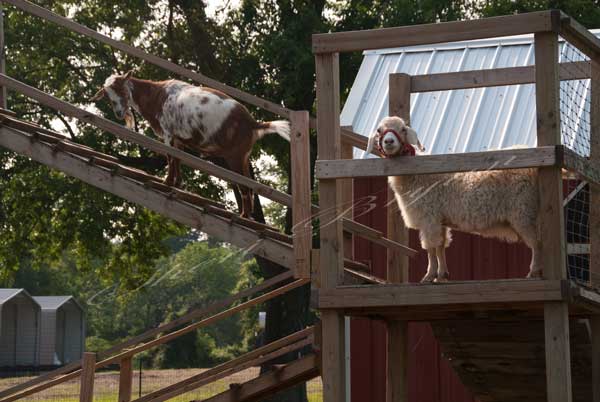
317;279;600;321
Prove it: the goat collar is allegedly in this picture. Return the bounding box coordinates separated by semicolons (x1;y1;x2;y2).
377;129;416;158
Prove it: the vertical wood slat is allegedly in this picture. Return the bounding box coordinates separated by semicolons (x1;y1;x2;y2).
593;316;600;402
290;110;312;279
535;32;572;402
0;1;6;108
118;356;134;402
316;52;346;402
79;352;96;402
386;73;410;402
588;64;599;402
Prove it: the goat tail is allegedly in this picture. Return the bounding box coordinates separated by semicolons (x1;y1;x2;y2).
254;120;291;142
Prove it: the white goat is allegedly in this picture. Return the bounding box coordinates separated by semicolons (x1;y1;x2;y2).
364;116;541;282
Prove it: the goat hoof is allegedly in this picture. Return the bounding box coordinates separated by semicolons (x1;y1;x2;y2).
526;270;543;279
434;272;449;283
420;273;437;283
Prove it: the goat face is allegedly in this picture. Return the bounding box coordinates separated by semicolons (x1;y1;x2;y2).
91;71;134;127
376;116;421;157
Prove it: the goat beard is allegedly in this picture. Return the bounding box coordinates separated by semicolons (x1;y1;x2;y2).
124;110;135;130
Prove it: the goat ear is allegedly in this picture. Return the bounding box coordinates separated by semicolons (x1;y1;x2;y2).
406;126;425;152
361;131;377;159
90;88;105;102
124;70;134;79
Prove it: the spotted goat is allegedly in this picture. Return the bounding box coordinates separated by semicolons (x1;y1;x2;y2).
91;71;291;218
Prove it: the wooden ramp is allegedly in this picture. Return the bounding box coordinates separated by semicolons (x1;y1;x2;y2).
432;318;593;402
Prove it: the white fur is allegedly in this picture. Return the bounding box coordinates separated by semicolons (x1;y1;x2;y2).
255;120;291;141
378;116;541;282
159;81;237;143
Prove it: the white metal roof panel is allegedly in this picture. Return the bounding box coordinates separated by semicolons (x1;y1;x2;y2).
341;31;600;158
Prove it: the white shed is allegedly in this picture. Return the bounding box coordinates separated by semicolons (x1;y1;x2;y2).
33;296;85;366
0;289;40;367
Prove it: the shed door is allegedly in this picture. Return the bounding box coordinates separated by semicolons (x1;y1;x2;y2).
0;304;17;367
55;309;65;364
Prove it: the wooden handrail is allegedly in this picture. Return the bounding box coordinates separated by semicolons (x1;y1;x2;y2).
0;74;296;207
410;61;591;93
1;0;367;150
316;146;561;179
312;11;558;54
559;11;600;63
132;328;314;402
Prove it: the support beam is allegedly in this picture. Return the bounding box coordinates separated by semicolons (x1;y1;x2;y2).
316;51;346;402
593;316;600;402
386;73;410;402
535;31;572;402
544;303;573;402
79;353;96;402
290;110;312;279
591;61;600;288
118;357;133;402
312;11;557;53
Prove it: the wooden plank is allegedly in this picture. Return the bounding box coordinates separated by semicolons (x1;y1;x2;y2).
312;11;556;53
593;316;600;402
318;280;566;309
197;354;319;402
342;218;417;258
410;61;591;93
0;126;294;269
316;146;559;179
132;329;313;402
0;74;296;209
591;60;600;290
315;52;346;402
544;302;573;402
563;147;600;185
290;111;312;279
118;357;133;402
559;11;600;63
386;73;410;402
535;32;567;280
79;353;95;402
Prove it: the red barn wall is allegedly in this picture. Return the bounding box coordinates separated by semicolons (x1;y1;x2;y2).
350;177;532;402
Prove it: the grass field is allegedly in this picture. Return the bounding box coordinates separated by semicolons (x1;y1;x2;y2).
0;368;323;401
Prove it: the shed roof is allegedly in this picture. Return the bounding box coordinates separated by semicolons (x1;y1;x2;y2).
0;288;38;306
33;296;83;311
341;30;600;158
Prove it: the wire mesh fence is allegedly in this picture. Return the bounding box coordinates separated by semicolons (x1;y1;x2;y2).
559;38;593;287
0;366;323;402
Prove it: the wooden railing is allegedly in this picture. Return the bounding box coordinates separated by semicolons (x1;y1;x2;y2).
0;273;310;402
312;10;600;402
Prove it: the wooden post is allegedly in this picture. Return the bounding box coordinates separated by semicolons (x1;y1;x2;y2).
535;31;572;402
79;352;96;402
0;0;7;109
290;110;312;279
316;51;346;402
591;60;600;402
385;73;410;402
118;356;134;402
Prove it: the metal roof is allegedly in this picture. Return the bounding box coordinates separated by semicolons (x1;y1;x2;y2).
33;296;82;311
0;288;37;306
341;31;600;158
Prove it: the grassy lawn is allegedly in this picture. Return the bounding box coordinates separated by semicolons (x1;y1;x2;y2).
0;368;323;401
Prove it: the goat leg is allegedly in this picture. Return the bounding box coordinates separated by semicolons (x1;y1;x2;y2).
421;248;438;283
